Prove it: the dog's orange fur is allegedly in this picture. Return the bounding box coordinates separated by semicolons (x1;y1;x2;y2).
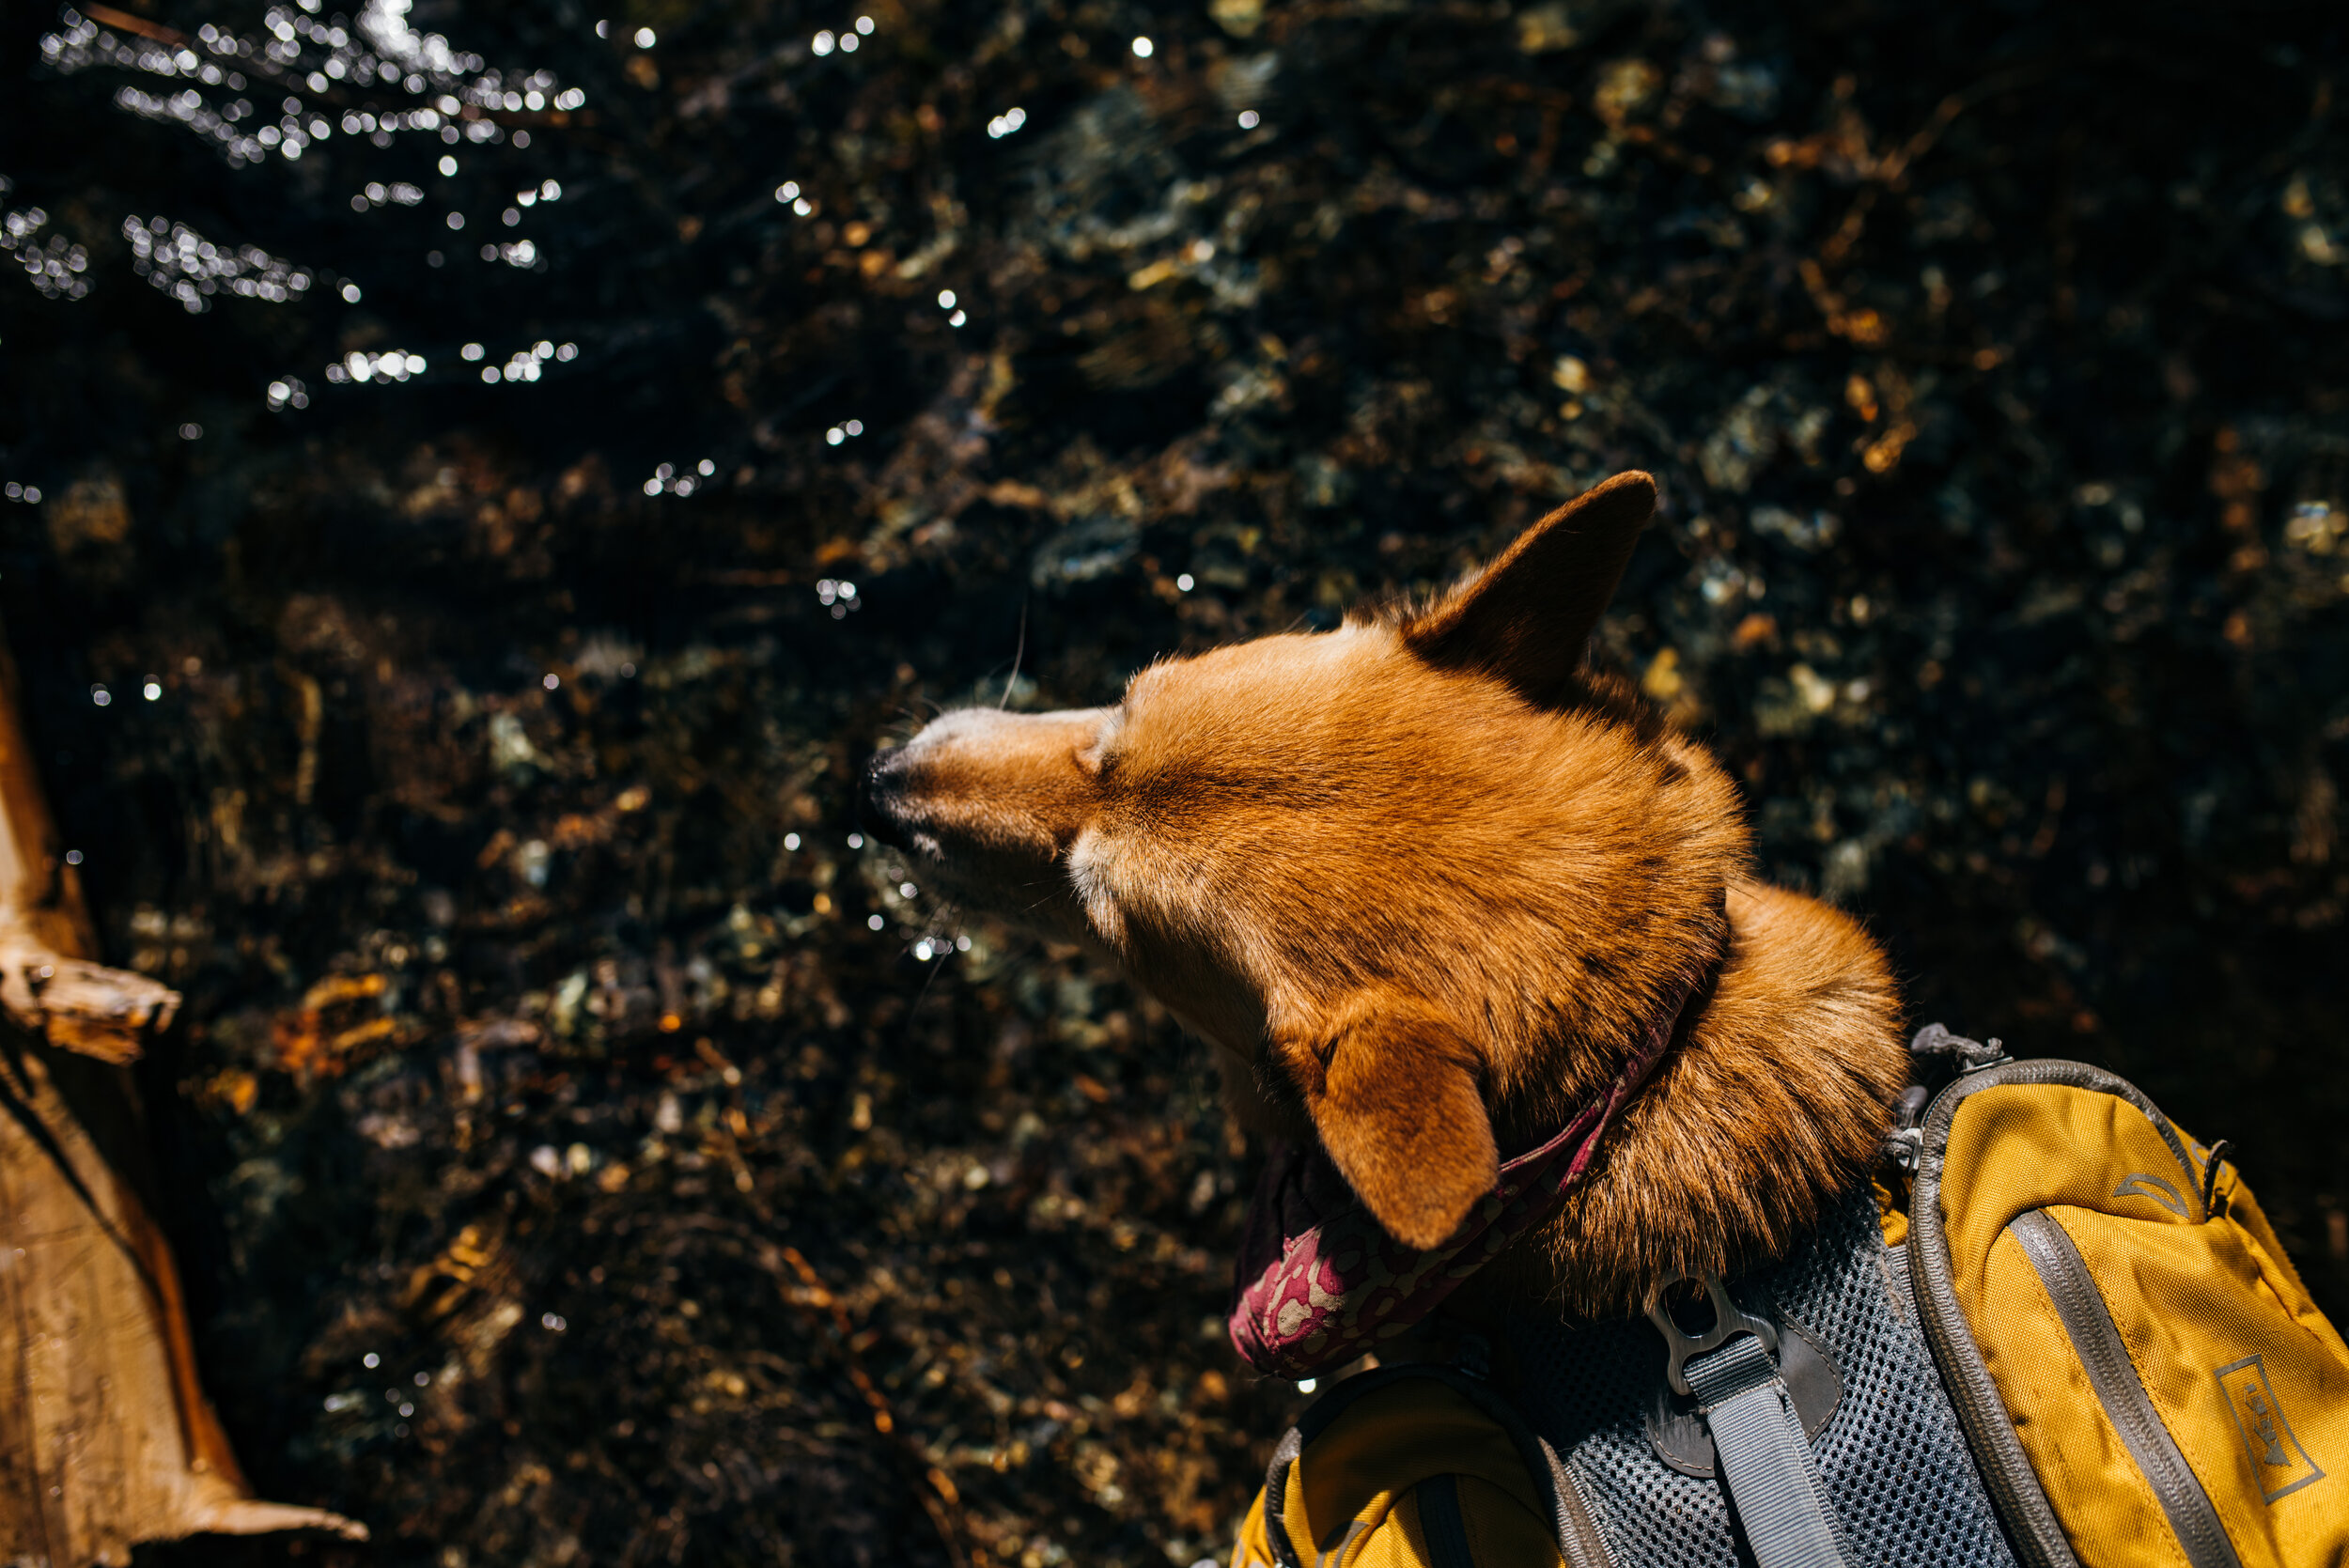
863;472;1907;1318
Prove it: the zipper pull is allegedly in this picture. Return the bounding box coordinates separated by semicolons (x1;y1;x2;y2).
1909;1021;2009;1074
2200;1139;2233;1219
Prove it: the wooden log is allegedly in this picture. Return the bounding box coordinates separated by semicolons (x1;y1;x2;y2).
0;629;363;1564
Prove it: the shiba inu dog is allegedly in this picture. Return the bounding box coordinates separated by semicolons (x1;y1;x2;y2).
858;472;1906;1318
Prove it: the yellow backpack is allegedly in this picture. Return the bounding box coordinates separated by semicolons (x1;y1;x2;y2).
1231;1362;1575;1568
1227;1047;2349;1568
1906;1053;2348;1568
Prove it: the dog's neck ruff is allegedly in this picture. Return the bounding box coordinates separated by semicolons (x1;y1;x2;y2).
1228;931;1724;1379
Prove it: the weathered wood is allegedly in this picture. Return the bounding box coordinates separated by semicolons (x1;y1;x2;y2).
0;629;362;1563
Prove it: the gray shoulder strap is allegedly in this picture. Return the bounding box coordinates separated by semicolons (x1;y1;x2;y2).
1683;1334;1857;1568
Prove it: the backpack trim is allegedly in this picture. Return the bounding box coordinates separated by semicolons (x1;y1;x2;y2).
1260;1361;1615;1568
1908;1057;2220;1568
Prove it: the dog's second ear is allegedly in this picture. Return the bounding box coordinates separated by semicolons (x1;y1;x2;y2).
1404;469;1657;706
1274;992;1499;1250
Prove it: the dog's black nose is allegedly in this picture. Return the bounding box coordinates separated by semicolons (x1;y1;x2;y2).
854;751;911;849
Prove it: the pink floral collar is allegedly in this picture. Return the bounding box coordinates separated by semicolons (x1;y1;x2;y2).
1226;938;1723;1379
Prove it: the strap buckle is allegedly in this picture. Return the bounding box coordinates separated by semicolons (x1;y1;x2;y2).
1645;1273;1780;1397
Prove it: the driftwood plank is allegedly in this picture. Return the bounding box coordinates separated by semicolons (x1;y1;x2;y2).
0;630;362;1564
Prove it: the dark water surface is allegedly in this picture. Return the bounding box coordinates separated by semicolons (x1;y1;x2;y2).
6;0;2347;1563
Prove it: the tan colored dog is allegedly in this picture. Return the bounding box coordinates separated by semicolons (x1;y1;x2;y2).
860;472;1906;1317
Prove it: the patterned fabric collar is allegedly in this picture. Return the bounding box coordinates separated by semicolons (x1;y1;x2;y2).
1226;931;1725;1380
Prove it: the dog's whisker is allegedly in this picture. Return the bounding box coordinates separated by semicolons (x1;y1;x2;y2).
999;598;1029;710
906;940;954;1015
880;699;943;734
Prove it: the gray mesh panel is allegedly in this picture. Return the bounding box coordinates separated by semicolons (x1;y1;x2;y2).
1503;1191;2019;1568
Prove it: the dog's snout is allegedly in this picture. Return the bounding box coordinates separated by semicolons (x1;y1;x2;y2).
855;749;913;848
848;706;1108;880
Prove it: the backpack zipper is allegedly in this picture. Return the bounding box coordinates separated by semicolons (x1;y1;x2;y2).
2004;1209;2240;1568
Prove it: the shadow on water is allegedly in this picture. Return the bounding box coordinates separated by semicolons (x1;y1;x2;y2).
2;0;2346;1562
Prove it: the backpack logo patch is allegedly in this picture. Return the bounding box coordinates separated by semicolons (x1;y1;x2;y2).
2112;1172;2189;1217
2216;1355;2325;1502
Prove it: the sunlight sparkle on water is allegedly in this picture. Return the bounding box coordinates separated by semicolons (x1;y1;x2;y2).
41;4;581;164
127;216;312;312
3;181;93;300
326;348;425;382
643;455;713;497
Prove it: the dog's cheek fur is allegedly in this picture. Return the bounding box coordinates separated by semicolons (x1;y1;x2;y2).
1276;992;1501;1250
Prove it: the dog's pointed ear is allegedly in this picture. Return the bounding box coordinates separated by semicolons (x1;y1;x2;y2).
1274;993;1499;1250
1403;469;1657;705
